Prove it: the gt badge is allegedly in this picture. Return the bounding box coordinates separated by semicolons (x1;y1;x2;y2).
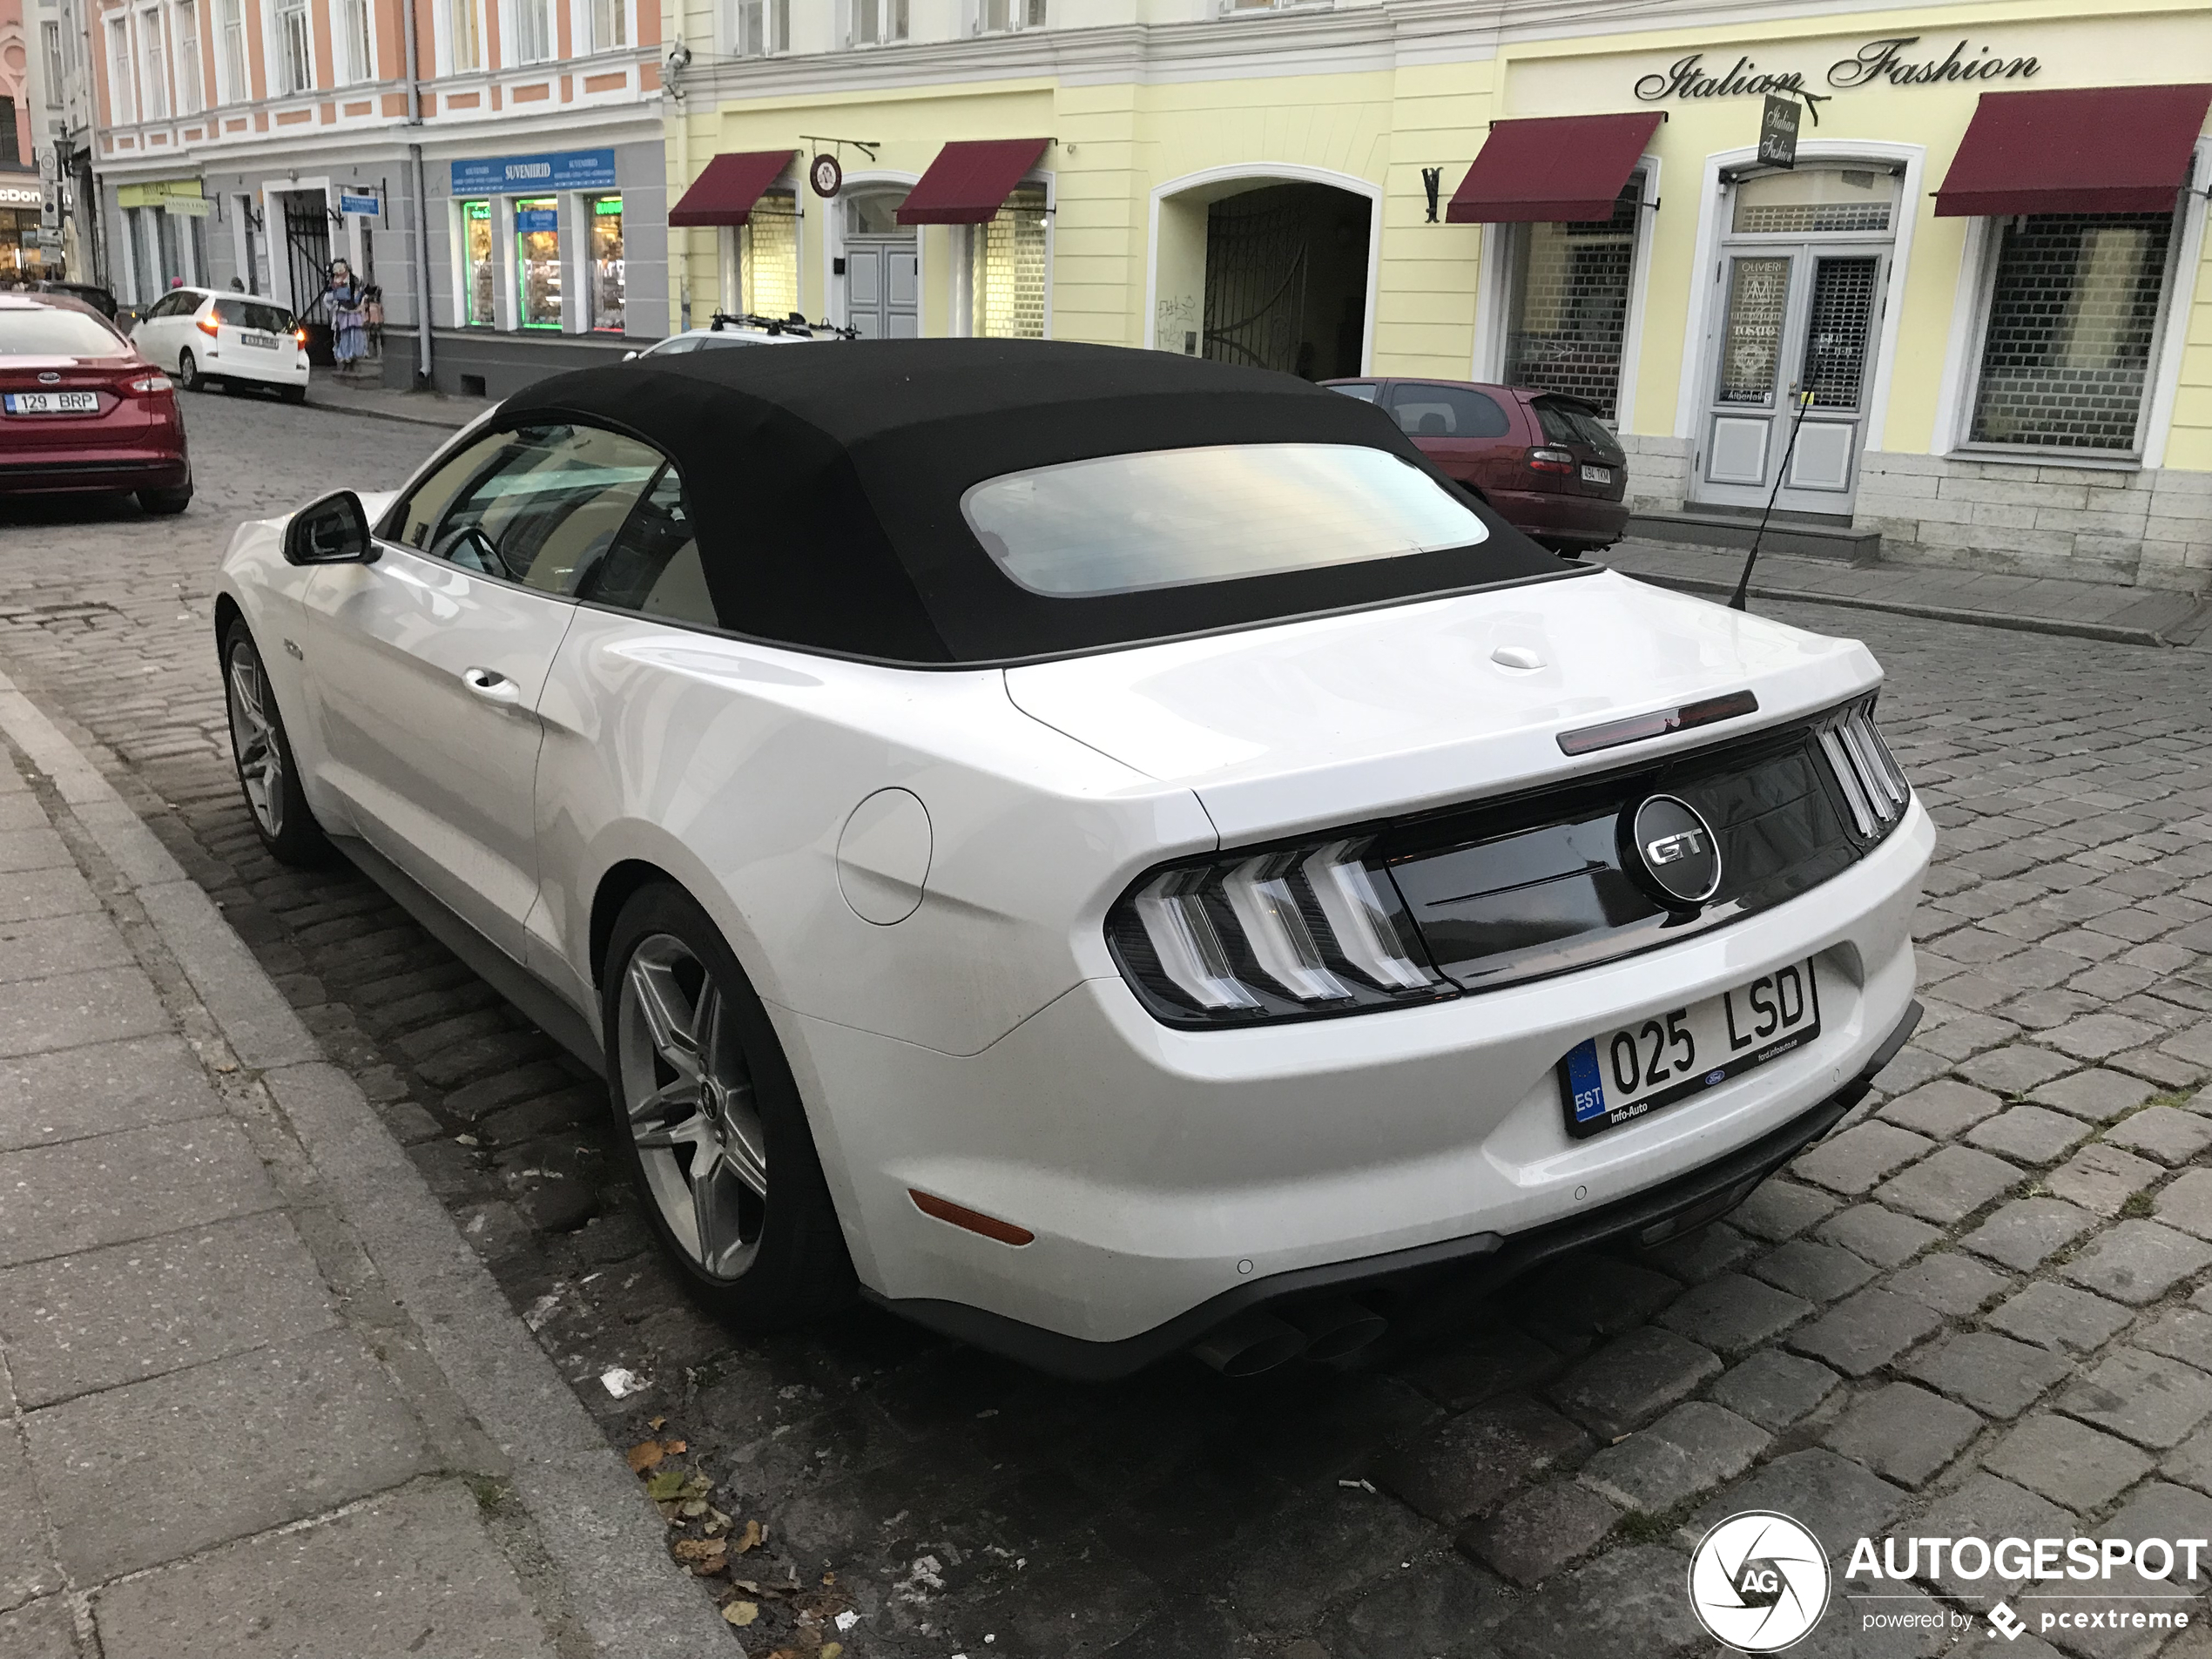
1629;793;1722;907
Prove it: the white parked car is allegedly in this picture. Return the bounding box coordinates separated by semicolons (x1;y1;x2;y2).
212;342;1931;1379
627;312;840;359
132;286;309;401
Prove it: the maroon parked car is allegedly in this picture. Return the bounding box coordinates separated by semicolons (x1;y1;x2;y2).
0;293;192;515
1323;377;1627;554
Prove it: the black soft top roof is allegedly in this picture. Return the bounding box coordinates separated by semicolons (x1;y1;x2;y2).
502;339;1572;665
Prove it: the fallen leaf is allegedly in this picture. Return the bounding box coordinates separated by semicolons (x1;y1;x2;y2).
674;1538;728;1576
599;1366;646;1399
644;1470;687;1502
722;1600;759;1628
679;1474;712;1501
664;1438;687;1454
625;1440;665;1474
822;1646;844;1658
679;1499;708;1519
733;1518;766;1554
649;1415;666;1430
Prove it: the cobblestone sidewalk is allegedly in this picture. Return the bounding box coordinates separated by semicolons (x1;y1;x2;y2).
0;675;727;1656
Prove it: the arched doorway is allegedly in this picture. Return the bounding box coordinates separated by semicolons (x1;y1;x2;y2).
1150;169;1378;379
836;184;920;339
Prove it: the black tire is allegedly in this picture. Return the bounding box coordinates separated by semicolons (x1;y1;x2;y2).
178;347;206;392
219;617;329;865
602;883;854;1330
280;383;307;405
138;483;192;515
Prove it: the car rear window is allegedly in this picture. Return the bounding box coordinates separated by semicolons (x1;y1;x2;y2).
0;307;127;357
962;442;1490;597
1533;397;1624;459
1387;384;1511;439
212;299;295;334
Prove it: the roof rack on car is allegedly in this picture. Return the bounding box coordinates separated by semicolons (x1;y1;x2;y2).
705;311;861;341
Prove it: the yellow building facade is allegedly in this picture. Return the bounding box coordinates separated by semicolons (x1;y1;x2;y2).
664;0;2212;590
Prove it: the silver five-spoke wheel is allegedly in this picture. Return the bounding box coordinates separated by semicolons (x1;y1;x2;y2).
226;638;284;840
617;934;768;1279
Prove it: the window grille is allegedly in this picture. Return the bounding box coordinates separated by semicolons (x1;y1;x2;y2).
1800;256;1879;409
274;0;311;94
1501;177;1641;421
742;197;799;318
1969;212;2174;452
974;186;1047;339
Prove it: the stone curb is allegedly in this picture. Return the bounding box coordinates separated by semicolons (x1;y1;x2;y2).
0;668;732;1658
301;388;484;430
1612;567;2189;650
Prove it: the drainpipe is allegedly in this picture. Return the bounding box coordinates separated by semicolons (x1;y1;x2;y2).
404;0;434;388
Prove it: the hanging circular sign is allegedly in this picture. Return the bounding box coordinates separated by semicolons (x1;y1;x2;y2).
809;153;843;199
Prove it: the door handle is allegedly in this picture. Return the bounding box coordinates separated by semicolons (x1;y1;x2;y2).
462;666;522;705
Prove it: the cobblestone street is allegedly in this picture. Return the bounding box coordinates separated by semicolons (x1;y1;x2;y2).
4;390;2212;1658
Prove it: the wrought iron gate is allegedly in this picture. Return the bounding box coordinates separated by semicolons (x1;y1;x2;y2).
1203;194;1310;375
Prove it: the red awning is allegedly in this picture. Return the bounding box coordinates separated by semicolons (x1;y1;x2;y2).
896;138;1050;226
1935;84;2212;217
1447;111;1663;224
669;150;798;228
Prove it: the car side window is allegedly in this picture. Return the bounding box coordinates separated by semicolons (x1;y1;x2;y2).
1386;384;1511;440
422;424;666;593
1328;382;1379;402
575;463;717;627
647;335;698;354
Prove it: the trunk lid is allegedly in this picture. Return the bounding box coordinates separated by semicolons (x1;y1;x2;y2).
1002;570;1879;842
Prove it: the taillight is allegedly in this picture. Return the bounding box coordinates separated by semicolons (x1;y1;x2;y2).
125;374;174;395
1108;838;1452;1026
1816;697;1910;840
197;316;219;337
293;327;307;346
1527;447;1576;476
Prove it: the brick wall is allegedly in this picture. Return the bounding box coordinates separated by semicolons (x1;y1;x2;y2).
1856;451;2212;595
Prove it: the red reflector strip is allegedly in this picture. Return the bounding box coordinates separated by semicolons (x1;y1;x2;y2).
908;1189;1035;1246
1557;690;1760;757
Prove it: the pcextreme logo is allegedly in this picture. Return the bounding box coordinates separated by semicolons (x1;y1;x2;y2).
1688;1514;2208;1651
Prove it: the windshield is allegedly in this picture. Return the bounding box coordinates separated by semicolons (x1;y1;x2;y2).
962;443;1489;597
212;298;295;334
0;307;127;357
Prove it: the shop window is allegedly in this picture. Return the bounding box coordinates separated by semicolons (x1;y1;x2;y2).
139;9;169;121
1967;212;2176;455
513;0;553;64
590;196;624;333
973;185;1047;340
978;0;1043;32
274;0;312;94
217;0;246;101
462;199;496;326
735;0;786;56
338;0;372;81
515;198;562;329
1500;174;1642;422
851;0;907;45
591;0;627;50
176;3;203;114
741;194;799;316
107;17;133;124
1730;168;1895;236
448;0;482;71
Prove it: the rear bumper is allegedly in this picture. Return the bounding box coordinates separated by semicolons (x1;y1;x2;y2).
1491;487;1632;549
0;450;189;494
205;351;309;387
873;999;1922;1380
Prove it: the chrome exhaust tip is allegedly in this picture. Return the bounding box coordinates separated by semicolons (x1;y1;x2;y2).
1190;1310;1310;1377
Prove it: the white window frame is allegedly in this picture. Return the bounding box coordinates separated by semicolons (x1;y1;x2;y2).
269;0;314;96
334;0;374;83
507;0;554;64
1932;151;2207;469
971;0;1042;34
730;0;784;57
438;0;482;73
137;5;169;121
42;22;65;104
106;16;134;125
214;0;247;102
846;0;906;48
174;0;204;114
579;0;628;53
953;168;1054;339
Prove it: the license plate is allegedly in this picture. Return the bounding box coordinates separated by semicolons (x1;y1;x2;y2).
1559;959;1823;1138
241;331;280;349
3;391;98;414
1581;464;1612;484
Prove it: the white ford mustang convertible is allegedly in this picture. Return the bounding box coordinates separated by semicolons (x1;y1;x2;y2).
214;341;1931;1378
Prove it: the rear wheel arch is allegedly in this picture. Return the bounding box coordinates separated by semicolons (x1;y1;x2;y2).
212;593;244;660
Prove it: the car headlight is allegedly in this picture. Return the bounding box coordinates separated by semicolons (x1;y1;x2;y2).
1106;837;1453;1027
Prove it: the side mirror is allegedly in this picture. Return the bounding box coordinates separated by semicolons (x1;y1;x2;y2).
283;489;375;565
622;348;639;361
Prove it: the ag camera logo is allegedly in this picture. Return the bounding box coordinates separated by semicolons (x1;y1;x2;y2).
1689;1511;1831;1651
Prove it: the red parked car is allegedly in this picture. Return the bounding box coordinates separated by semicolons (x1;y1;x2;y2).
0;293;192;515
1323;377;1627;554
